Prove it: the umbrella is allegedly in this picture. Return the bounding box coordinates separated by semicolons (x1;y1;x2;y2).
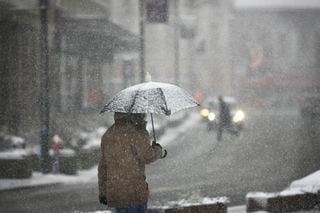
100;81;200;143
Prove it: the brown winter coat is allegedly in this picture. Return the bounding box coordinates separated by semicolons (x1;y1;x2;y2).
98;116;162;208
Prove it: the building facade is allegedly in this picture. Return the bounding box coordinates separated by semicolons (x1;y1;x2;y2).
0;0;139;145
230;0;320;108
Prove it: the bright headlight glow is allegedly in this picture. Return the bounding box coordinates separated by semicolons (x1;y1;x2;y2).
200;108;209;117
233;110;245;123
208;112;216;121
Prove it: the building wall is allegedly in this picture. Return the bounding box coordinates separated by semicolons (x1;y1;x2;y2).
191;0;233;98
0;1;140;145
230;9;320;107
110;0;139;35
0;9;43;144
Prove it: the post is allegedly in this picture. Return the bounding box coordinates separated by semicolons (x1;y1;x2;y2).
39;0;51;173
139;0;145;83
189;37;195;92
173;0;180;85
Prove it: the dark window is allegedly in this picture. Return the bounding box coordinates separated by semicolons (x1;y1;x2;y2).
146;0;168;23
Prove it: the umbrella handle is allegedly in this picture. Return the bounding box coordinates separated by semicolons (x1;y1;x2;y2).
150;113;157;144
161;149;167;158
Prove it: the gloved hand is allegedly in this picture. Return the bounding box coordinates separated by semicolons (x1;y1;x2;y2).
152;141;162;149
152;141;167;158
99;194;107;205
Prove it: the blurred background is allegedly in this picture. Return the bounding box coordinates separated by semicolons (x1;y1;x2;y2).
0;0;320;173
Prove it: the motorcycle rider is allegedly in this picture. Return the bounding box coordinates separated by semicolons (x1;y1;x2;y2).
217;96;232;141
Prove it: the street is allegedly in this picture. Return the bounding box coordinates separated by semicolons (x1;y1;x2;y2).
0;109;319;212
147;109;320;206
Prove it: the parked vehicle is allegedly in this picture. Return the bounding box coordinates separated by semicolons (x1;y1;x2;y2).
199;96;245;133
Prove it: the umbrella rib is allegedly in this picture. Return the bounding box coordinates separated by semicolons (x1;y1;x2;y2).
128;91;140;113
128;83;147;113
100;98;113;113
158;88;171;115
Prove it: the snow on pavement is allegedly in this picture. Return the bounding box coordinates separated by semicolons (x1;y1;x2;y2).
290;170;320;191
0;166;98;191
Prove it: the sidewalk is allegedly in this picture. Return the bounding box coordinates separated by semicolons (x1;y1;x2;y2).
0;112;200;192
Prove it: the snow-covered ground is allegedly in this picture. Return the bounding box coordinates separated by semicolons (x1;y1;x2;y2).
0;112;319;212
0;112;199;191
0;166;98;191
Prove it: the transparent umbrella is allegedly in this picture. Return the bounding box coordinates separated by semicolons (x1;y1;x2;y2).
100;81;200;142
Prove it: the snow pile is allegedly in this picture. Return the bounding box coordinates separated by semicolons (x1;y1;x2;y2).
255;170;320;196
163;196;229;208
246;170;320;213
0;149;30;160
150;190;229;210
2;135;25;146
0;166;98;191
289;170;320;193
83;211;112;213
0;134;29;159
246;169;320;205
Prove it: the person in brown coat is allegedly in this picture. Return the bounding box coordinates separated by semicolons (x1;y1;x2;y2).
98;112;164;213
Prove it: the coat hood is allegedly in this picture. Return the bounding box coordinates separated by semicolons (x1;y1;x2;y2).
114;112;129;123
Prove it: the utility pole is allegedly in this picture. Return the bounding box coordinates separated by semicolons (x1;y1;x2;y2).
39;0;51;173
139;0;145;83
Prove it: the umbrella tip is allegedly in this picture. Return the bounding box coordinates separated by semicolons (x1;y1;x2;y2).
145;72;152;82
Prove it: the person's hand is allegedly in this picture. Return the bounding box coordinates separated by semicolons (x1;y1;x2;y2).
152;141;167;158
152;141;162;149
99;194;107;205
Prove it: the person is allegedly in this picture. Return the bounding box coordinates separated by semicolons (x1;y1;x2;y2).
98;112;165;213
217;96;232;141
51;135;63;174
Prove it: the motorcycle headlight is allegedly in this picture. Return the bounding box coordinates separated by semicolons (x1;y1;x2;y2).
200;108;209;117
233;110;245;123
208;112;216;121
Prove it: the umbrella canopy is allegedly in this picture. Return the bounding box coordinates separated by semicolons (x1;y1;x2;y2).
101;81;200;115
